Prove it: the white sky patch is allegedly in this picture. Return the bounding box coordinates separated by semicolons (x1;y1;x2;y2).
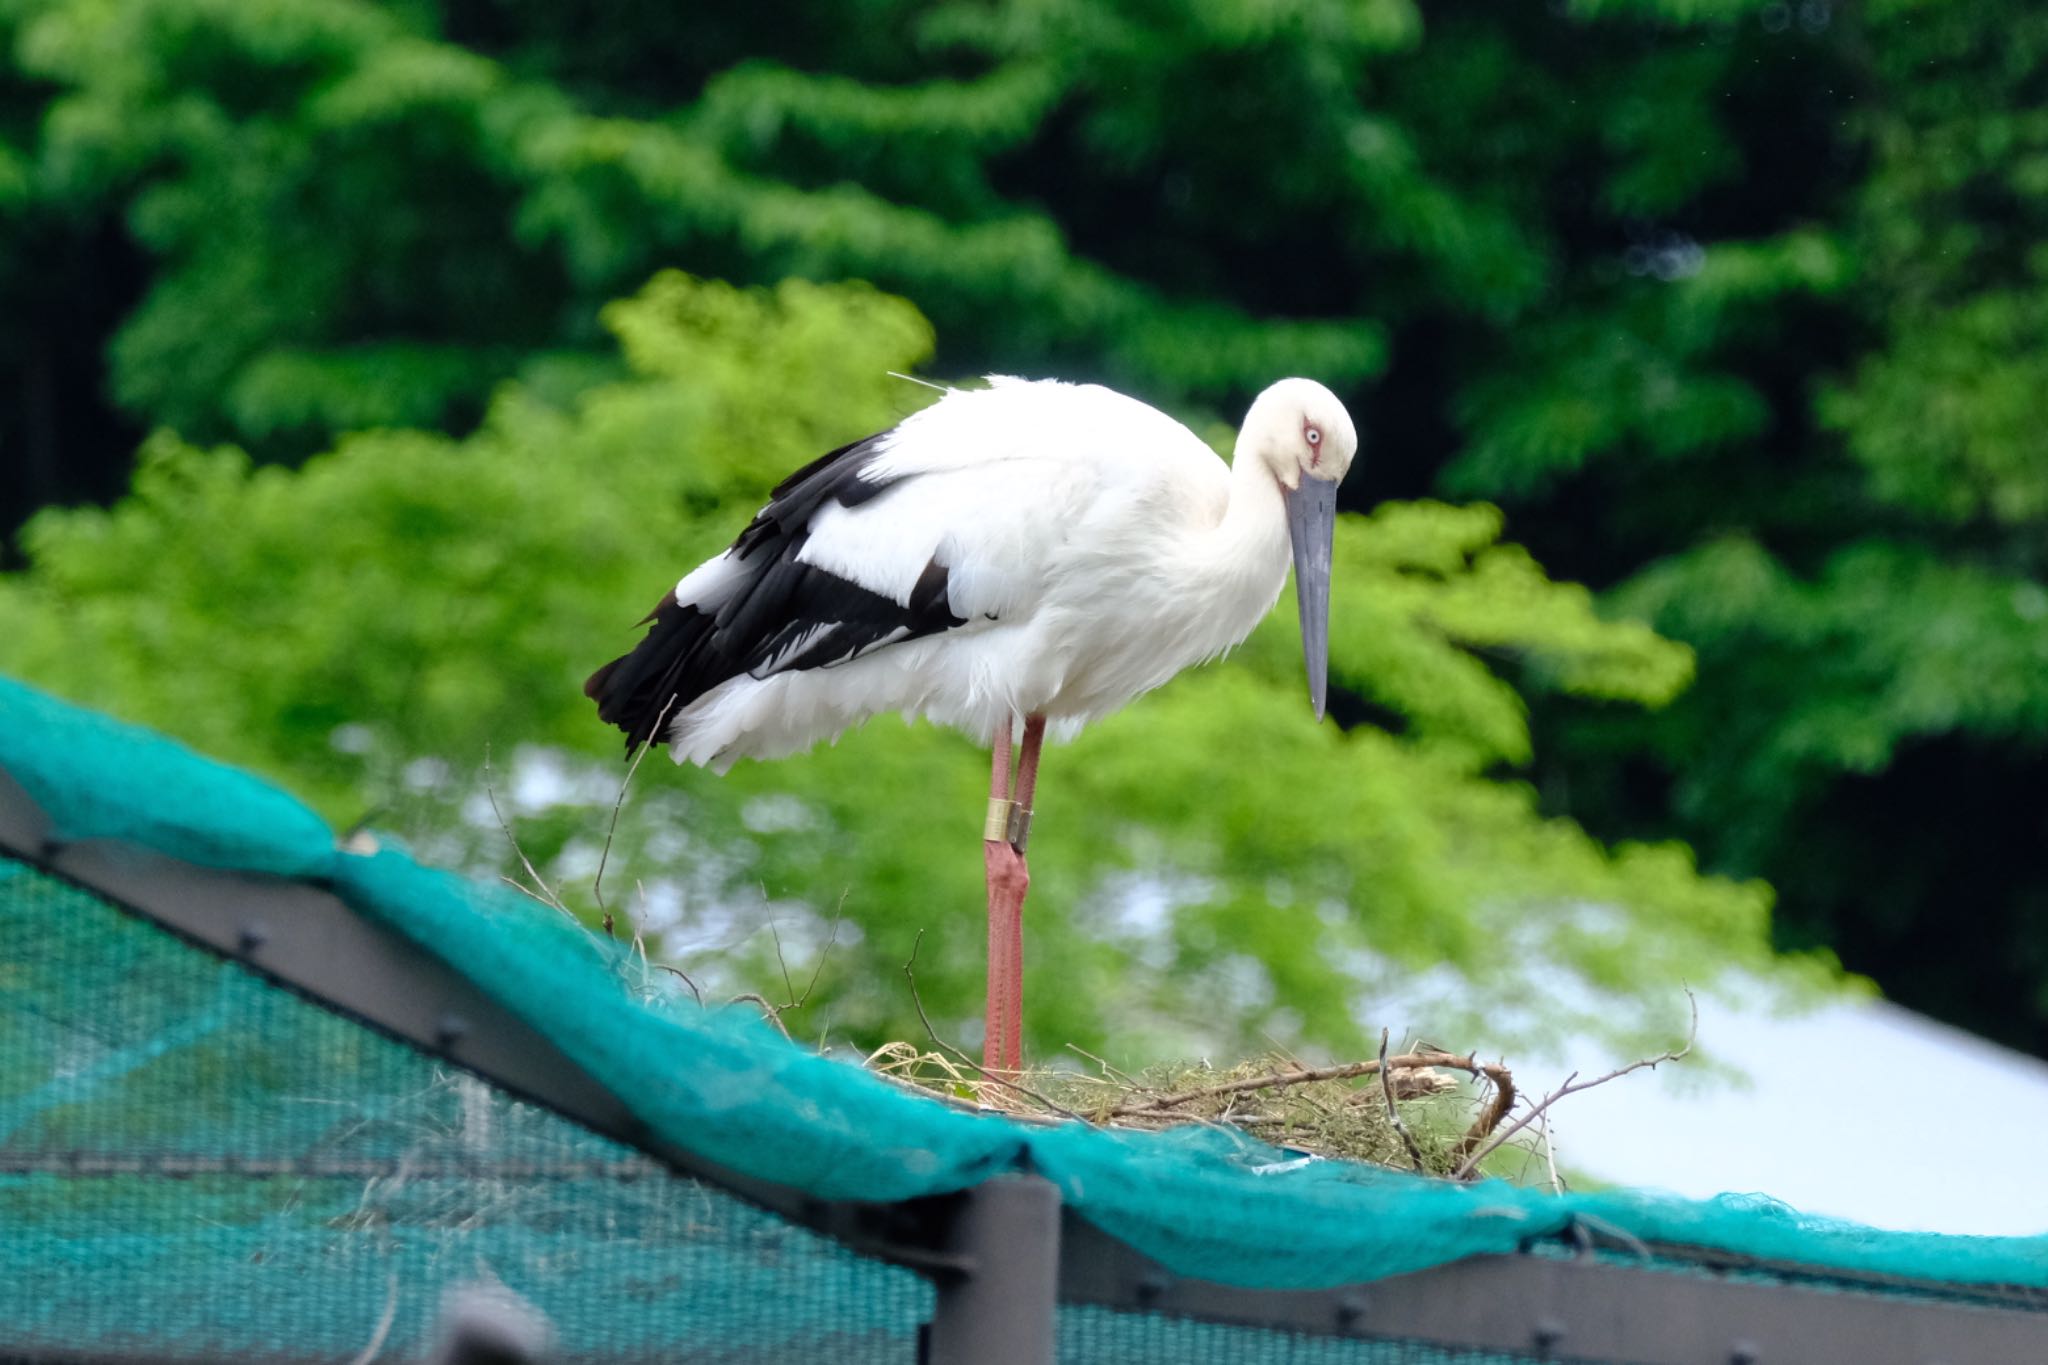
1548;993;2048;1236
741;794;815;834
402;756;452;791
330;723;375;755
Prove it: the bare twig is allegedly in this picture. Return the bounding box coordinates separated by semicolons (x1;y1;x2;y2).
1379;1028;1427;1174
767;916;798;1009
493;875;611;960
656;961;703;1005
795;894;846;1010
623;878;702;1004
1453;990;1698;1181
730;992;791;1040
902;930;1084;1121
482;746;568;915
1112;1058;1382;1114
1451;1058;1517;1163
1065;1043;1143;1089
1539;1108;1565;1194
626;880;652;972
593;698;677;932
1115;1051;1494;1117
496;875;561;911
1257;1029;1311;1074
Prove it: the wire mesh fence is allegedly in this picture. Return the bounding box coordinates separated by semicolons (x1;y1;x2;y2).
0;857;932;1363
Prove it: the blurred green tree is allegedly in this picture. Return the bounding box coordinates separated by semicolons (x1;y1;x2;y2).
1470;3;2048;1055
0;271;1789;1061
1;0;2042;1051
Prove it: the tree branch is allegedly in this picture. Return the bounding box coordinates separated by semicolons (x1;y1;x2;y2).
1380;1028;1427;1173
1452;990;1698;1181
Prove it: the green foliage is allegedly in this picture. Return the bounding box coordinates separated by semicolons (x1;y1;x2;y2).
5;0;2045;1051
1447;233;1850;498
0;272;1784;1062
2;0;1396;458
1470;3;2048;1052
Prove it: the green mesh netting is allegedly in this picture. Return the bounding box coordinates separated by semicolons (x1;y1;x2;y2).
0;857;933;1361
1057;1309;1568;1365
5;673;2047;1303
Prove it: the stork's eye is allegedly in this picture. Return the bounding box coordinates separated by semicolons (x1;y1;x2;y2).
1305;425;1322;446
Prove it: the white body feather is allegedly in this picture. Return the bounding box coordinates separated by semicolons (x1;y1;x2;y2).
664;378;1294;771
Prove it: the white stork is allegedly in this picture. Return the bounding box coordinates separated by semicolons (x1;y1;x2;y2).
587;376;1357;1071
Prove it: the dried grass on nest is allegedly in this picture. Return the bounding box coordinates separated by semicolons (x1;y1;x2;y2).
866;1041;1522;1178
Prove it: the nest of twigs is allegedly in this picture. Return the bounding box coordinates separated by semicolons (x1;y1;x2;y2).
867;1036;1523;1180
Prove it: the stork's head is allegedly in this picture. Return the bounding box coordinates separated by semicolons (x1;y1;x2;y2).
1239;377;1359;724
1242;377;1358;491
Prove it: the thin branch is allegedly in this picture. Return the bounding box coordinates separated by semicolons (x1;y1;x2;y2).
593;697;677;932
1451;1058;1517;1162
656;961;703;1005
1256;1030;1313;1077
1453;990;1698;1181
627;880;652;970
627;877;702;1005
767;915;798;1010
795;893;846;1010
730;992;791;1040
1114;1051;1487;1117
482;746;567;914
496;875;562;912
1112;1058;1377;1113
1379;1028;1427;1174
1065;1043;1143;1089
1539;1108;1565;1194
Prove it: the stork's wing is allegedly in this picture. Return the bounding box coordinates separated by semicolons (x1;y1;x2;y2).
584;417;1109;752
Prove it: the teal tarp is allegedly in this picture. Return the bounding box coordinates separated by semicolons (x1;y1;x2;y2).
5;674;2046;1291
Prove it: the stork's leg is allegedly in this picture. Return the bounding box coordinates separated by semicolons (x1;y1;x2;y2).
1001;715;1048;1073
983;721;1024;1075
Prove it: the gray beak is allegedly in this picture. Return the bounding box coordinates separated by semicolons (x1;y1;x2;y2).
1284;478;1338;722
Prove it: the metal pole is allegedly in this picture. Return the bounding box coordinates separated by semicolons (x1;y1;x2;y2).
923;1175;1061;1365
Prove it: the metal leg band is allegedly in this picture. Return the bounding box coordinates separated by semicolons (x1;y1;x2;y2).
1007;804;1033;854
984;797;1014;843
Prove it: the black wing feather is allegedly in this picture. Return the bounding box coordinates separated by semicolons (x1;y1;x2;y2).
585;432;969;753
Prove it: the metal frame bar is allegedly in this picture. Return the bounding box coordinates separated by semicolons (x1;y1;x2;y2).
922;1176;1061;1365
4;767;2044;1365
1058;1215;2048;1364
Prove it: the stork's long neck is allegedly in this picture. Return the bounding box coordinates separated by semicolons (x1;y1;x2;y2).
1193;438;1293;636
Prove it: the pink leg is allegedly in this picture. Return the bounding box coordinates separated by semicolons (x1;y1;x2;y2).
998;716;1047;1073
983;722;1022;1074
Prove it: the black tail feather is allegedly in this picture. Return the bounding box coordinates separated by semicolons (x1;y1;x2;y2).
585;427;970;760
584;593;715;753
